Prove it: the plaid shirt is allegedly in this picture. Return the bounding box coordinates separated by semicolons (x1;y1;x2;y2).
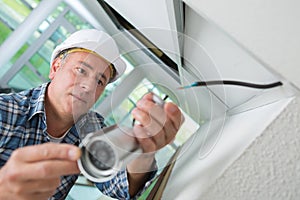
0;83;140;200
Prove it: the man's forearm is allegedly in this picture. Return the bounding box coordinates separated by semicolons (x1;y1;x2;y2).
127;155;156;197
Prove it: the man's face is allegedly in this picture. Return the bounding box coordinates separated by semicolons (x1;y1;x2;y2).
48;51;112;120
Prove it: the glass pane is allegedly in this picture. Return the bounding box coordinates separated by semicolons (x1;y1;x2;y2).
50;26;69;45
46;2;66;24
0;43;29;79
174;111;199;146
0;0;31;28
24;0;41;9
0;62;13;81
38;2;66;32
39;39;56;61
11;43;30;63
105;98;135;126
130;79;154;102
65;10;93;30
0;20;12;44
94;57;134;107
29;53;50;80
104;79;157;126
8;65;43;90
0;4;18;31
38;20;50;33
26;26;70;83
96;88;112;106
102;77;200;181
26;29;42;46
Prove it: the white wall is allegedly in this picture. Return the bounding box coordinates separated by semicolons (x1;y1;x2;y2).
200;96;300;200
183;0;300;88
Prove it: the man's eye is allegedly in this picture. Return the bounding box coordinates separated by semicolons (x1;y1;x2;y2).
76;67;85;74
97;79;104;86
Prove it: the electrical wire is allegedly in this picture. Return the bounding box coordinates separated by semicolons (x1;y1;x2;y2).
178;80;283;90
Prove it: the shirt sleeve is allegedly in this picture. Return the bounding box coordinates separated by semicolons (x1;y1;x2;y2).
95;169;130;200
95;167;157;200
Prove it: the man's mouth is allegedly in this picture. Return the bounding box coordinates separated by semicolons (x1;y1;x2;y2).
72;94;87;103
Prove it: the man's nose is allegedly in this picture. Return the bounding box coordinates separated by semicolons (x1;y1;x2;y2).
79;78;96;91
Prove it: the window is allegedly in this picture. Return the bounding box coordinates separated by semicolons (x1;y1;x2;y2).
0;0;41;81
0;2;95;90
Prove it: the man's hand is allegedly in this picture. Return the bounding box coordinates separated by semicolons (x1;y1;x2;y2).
0;143;81;200
128;93;183;196
132;93;183;154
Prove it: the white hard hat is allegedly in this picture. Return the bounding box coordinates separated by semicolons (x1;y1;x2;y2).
51;29;126;82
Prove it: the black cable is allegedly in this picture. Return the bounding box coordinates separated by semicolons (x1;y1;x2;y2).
178;80;283;89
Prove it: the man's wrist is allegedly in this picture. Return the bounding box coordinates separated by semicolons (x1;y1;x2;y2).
126;154;157;197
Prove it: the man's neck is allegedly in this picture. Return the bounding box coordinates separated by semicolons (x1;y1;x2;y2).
46;112;74;138
44;97;74;138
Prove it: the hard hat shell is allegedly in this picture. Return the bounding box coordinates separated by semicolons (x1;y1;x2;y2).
51;29;126;82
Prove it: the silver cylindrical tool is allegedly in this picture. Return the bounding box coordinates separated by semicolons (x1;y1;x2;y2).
78;125;141;182
77;94;165;182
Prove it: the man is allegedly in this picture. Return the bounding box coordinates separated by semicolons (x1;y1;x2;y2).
0;29;182;200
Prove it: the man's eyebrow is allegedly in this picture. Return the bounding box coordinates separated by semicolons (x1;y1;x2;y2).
79;61;108;82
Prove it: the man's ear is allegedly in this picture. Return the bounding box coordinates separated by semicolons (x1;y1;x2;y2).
49;57;61;80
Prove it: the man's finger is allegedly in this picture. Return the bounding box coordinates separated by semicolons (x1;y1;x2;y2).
135;98;167;127
133;125;156;153
12;143;81;162
8;178;60;194
141;93;154;101
132;108;164;137
165;102;184;130
18;160;80;181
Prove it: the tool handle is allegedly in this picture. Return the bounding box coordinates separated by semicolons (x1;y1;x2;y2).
152;93;165;107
